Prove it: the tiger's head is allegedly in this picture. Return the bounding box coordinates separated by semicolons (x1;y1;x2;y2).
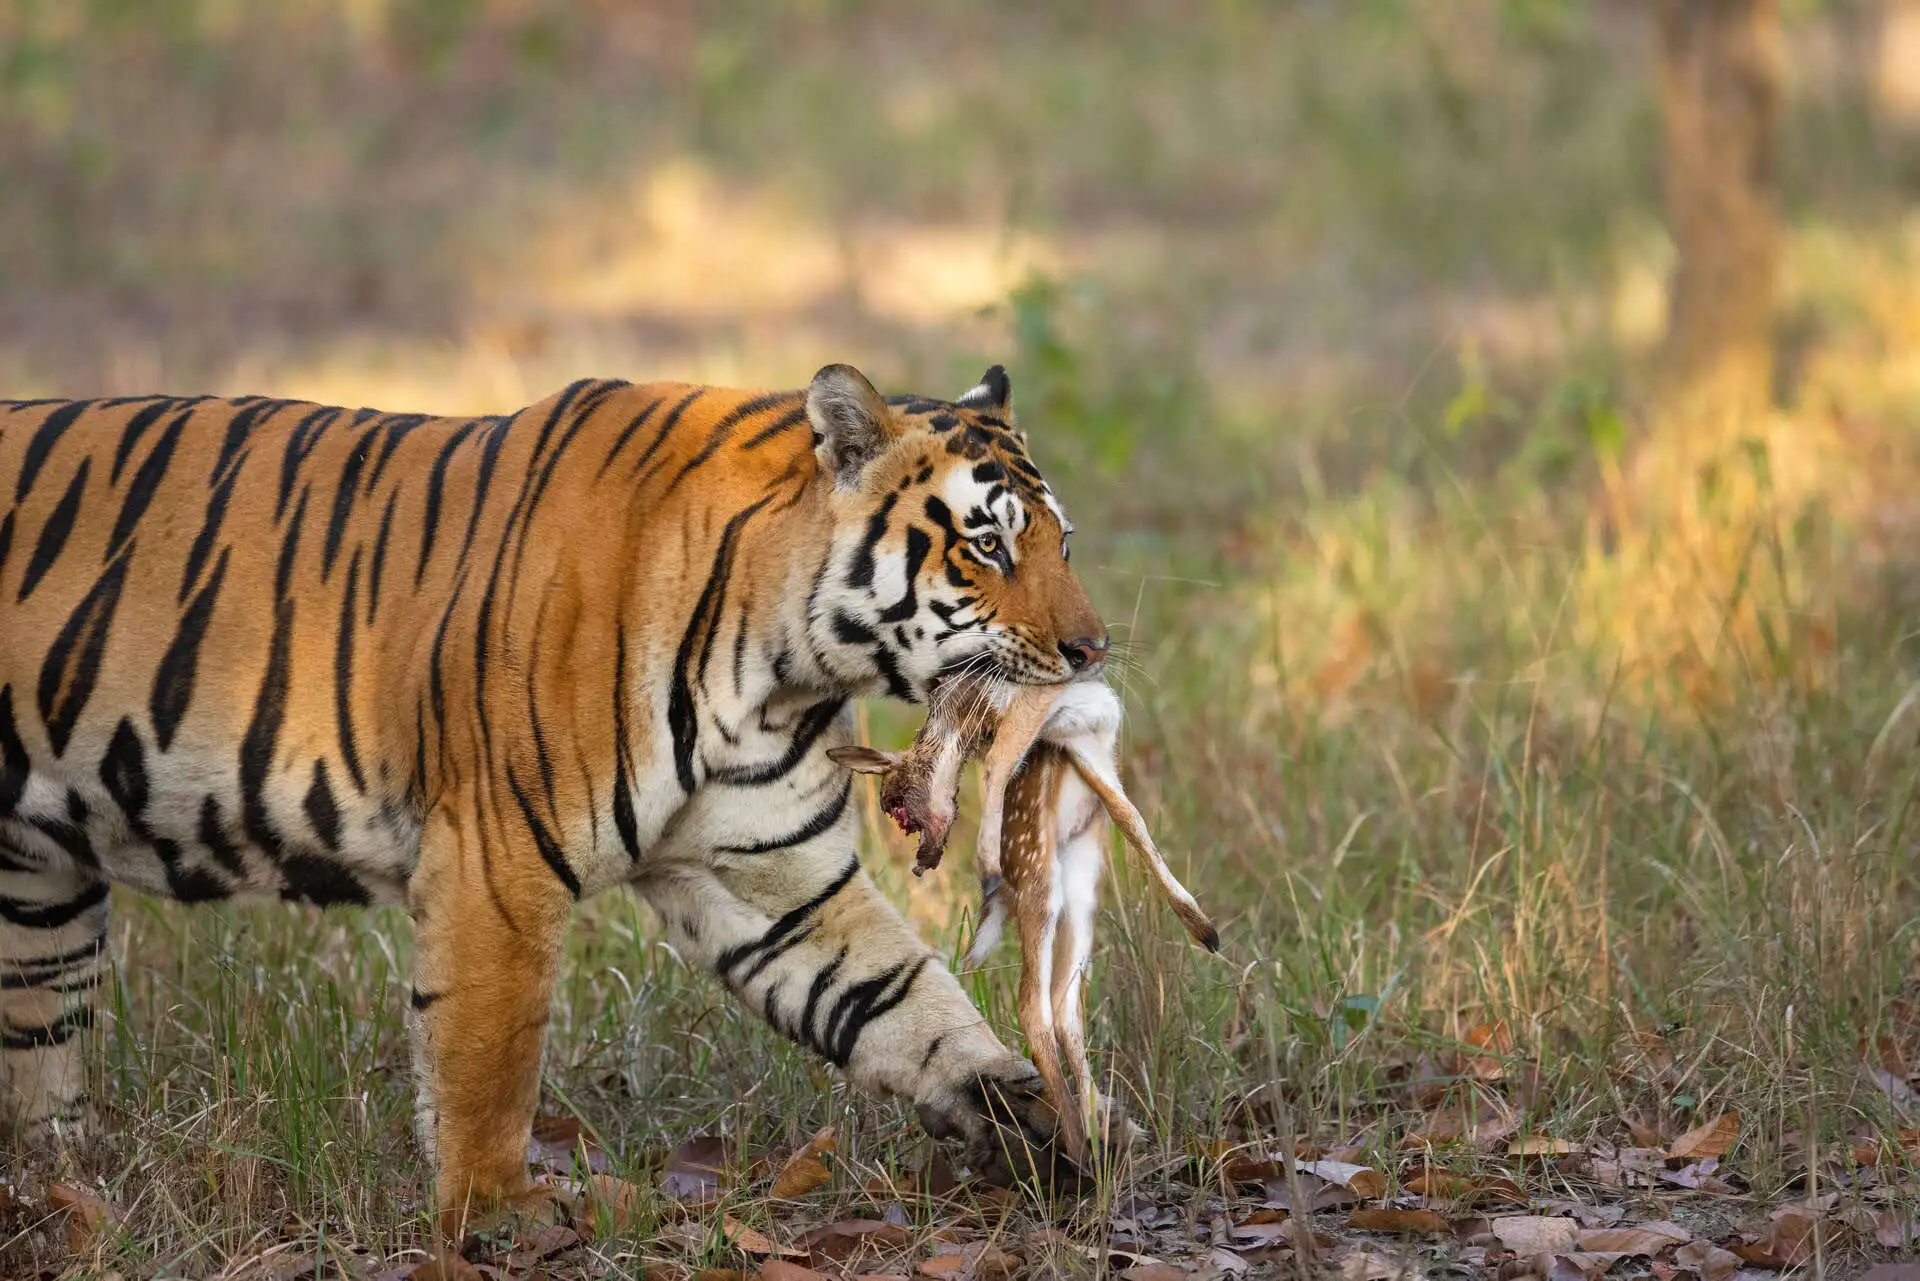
804;363;1107;701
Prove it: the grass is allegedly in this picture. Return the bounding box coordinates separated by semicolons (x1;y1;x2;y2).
4;1;1920;1276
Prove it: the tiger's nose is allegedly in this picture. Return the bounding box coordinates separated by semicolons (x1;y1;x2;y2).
1059;634;1109;672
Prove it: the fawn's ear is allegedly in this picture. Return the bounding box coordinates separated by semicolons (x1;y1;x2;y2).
827;745;899;774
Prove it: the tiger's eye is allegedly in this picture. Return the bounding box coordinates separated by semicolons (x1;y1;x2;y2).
975;534;1000;556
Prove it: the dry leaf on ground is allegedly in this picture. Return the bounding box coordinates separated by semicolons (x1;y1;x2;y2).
1119;1265;1190;1281
1491;1216;1579;1255
797;1219;913;1264
918;1246;1020;1281
1729;1209;1842;1269
1860;1267;1920;1281
771;1155;831;1199
1509;1135;1582;1158
1405;1171;1525;1205
1340;1247;1422;1280
1624;1117;1666;1148
408;1257;483;1281
48;1182;113;1253
1667;1112;1740;1161
1673;1241;1740;1281
1307;1160;1388;1198
577;1173;647;1234
760;1262;832;1281
1348;1208;1448;1234
1576;1225;1687;1255
722;1216;798;1257
1463;1021;1513;1080
1121;1259;1190;1281
664;1134;731;1203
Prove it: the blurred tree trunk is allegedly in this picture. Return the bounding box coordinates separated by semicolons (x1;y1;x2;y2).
1872;0;1920;130
1654;0;1783;410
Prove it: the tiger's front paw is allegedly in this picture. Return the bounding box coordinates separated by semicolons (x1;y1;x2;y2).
915;1057;1084;1192
438;1179;573;1252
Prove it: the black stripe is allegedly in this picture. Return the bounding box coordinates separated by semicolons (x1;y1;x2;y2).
111;399;184;485
151;546;229;751
99;716;150;822
507;769;582;898
0;937;104;990
410;988;439;1011
793;947;848;1052
322;421;377;580
0;1005;94;1050
630;389;705;481
715;779;850;854
198;796;246;877
456;418;511;574
178;440;243;603
333;549;366;792
276;485;310;600
279;405;342;521
527;381;619;513
16;401;92;503
239;597;295;856
366;413;428;493
715;857;859;982
18;459;91;602
108;409;188;564
847;493;896;591
210;398;280;487
0;881;107;930
669;497;771;792
611;628;641;860
415;417;482;584
304;758;342;852
877;525;930;623
742;404;809;449
597;395;666;476
706;698;846;786
426;565;468;731
276;851;370;906
823;955;927;1067
919;1033;948;1072
871;642;912;701
0;510;15;580
0;686;28;817
367;489;397;625
665;392;802;492
37;548;132;756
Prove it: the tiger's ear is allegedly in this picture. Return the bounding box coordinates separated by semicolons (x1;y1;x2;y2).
809;364;898;488
956;364;1013;416
826;744;899;775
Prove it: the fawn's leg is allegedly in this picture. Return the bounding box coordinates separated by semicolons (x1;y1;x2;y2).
0;849;108;1150
1017;883;1084;1164
1051;791;1109;1152
408;800;573;1238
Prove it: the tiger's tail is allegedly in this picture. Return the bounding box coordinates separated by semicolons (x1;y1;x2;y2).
964;874;1006;969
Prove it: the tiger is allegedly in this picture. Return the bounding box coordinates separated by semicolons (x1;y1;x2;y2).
0;362;1110;1231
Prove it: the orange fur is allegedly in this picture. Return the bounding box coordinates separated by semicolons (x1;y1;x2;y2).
0;365;1107;1231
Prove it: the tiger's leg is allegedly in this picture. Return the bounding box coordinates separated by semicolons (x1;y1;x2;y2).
407;801;573;1238
0;850;109;1148
637;800;1072;1184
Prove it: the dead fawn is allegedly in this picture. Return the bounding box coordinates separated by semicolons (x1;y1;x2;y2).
830;676;1218;1162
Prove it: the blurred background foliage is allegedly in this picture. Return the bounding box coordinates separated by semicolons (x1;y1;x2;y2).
8;0;1920;1268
